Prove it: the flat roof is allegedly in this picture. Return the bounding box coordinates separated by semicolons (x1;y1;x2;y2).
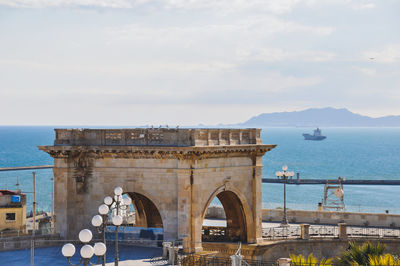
0;190;25;196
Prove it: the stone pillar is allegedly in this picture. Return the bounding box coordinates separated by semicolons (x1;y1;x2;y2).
176;167;191;252
162;242;171;259
300;224;310;240
338;223;347;240
230;254;244;266
168;245;176;265
252;155;264;243
277;258;291;266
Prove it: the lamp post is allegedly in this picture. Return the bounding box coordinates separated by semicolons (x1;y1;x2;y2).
91;205;109;266
61;229;106;266
275;165;294;226
91;186;132;266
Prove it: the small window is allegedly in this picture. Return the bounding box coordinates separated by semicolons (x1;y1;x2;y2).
6;213;16;221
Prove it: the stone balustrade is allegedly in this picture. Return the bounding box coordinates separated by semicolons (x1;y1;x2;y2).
53;128;261;147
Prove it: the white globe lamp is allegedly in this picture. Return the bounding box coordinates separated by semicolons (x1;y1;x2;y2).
104;196;113;205
114;186;123;196
62;243;76;258
94;242;107;257
98;204;109;215
112;215;123;226
80;244;94;259
78;229;93;243
91;215;103;227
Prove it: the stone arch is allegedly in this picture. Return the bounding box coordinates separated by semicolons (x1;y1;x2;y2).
125;192;164;228
201;185;252;243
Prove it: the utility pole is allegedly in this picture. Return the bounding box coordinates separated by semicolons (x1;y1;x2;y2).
31;171;36;266
51;177;54;227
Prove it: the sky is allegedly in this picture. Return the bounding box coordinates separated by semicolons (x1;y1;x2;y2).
0;0;399;126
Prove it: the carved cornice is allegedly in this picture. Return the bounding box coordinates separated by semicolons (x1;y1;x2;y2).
38;145;276;160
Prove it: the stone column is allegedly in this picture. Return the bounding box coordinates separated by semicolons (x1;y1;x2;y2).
176;166;191;252
230;254;244;266
338;223;347;240
252;155;264;243
168;245;175;265
53;165;69;238
300;224;310;240
162;242;171;259
277;258;292;266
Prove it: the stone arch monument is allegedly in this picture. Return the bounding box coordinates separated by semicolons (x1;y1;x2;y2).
39;128;275;252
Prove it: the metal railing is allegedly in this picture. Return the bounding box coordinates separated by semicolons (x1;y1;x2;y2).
0;227;56;238
262;226;301;240
202;226;241;242
309;225;338;238
262;225;400;240
178;254;276;266
348;227;400;238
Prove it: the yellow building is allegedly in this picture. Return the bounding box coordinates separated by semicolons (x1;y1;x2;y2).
0;190;26;233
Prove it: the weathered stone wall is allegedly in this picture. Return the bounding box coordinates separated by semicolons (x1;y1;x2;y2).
262;209;400;227
258;239;400;261
203;239;400;261
0;234;61;251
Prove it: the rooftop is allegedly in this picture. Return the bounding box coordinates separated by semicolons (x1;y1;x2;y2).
0;190;24;196
53;128;262;147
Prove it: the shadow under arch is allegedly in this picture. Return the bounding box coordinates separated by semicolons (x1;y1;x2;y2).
201;187;250;243
126;192;163;228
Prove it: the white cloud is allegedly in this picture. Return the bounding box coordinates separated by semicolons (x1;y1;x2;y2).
163;0;301;14
358;3;375;9
0;0;134;8
0;0;302;13
105;17;335;67
0;0;377;15
0;59;235;75
237;48;336;63
353;67;376;76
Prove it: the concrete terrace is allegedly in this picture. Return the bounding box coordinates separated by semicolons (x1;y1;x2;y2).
0;245;167;266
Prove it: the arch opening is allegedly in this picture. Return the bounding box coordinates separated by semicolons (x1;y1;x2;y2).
109;192;164;247
125;192;163;228
202;190;247;243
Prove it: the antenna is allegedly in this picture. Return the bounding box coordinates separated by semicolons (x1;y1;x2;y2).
15;176;21;193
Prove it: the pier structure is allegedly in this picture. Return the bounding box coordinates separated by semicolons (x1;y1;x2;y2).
262;178;400;185
39;128;276;252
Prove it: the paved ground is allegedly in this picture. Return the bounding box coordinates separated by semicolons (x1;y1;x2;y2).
97;258;169;265
3;219;387;265
204;218;289;228
0;244;167;266
0;220;302;266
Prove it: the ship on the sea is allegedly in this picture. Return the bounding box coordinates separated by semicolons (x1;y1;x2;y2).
303;128;326;140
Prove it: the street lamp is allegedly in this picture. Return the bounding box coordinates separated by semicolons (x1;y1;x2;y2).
275;165;294;226
61;229;106;266
91;204;109;266
91;186;132;266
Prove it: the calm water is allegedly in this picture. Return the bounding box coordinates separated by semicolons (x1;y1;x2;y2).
261;127;400;213
0;126;399;214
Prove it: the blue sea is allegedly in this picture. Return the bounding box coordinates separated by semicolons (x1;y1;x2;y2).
0;126;399;214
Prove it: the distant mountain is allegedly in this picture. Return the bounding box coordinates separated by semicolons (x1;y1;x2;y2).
240;107;400;127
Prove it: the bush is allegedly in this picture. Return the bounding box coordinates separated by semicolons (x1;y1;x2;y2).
369;254;400;266
336;241;385;265
290;253;332;266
